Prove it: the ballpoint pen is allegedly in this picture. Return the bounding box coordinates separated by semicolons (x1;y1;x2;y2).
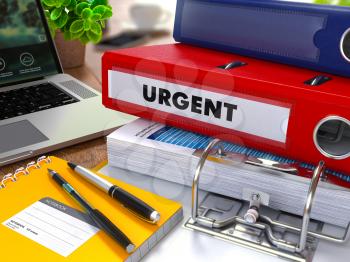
48;168;135;253
67;162;161;223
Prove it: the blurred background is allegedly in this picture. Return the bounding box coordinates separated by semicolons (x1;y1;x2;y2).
85;0;177;81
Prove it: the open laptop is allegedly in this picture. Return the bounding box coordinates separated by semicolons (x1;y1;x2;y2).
0;0;135;166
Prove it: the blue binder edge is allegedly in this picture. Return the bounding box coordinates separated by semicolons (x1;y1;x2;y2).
173;0;350;77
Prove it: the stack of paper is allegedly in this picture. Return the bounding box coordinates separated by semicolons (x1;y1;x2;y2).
107;118;350;227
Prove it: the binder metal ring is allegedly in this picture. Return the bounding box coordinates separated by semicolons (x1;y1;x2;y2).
189;139;350;258
192;138;222;222
340;27;350;63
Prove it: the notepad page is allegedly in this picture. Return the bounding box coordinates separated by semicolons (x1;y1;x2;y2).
0;156;182;262
3;197;99;257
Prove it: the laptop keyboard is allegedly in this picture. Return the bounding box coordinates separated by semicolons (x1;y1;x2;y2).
0;83;79;121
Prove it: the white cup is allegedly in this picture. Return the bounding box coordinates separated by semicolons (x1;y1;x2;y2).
130;4;171;30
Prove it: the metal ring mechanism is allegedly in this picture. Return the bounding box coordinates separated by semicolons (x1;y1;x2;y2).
190;139;350;255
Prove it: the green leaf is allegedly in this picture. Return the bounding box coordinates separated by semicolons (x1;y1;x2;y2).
80;32;90;44
93;5;112;19
82;8;93;19
338;0;350;6
63;30;72;40
101;8;112;19
87;30;102;44
54;11;69;28
63;0;71;6
42;0;112;44
54;0;64;8
313;0;333;4
42;2;53;10
68;10;77;17
67;0;76;11
100;20;105;28
90;0;108;9
50;7;63;21
44;9;51;18
42;0;57;7
70;19;84;33
70;30;85;40
75;2;90;16
92;5;107;15
90;13;102;20
63;17;74;32
90;21;102;35
83;20;91;31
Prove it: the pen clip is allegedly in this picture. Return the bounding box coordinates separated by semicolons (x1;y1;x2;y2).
121;204;158;224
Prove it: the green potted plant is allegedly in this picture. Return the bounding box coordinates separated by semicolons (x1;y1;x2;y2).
314;0;350;6
41;0;112;68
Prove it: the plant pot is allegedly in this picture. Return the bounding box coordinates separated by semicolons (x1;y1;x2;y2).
54;31;86;69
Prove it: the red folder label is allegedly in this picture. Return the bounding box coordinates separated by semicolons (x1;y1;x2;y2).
108;70;291;143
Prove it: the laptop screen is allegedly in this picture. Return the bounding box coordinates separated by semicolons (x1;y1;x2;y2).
0;0;61;87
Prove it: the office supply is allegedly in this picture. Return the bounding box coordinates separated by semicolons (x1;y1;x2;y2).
3;196;100;257
102;43;350;175
107;118;350;227
0;0;136;167
186;140;330;261
48;168;135;253
99;160;350;262
173;0;350;77
0;156;183;261
68;162;160;223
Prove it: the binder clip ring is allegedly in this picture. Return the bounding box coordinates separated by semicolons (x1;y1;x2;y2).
186;139;350;261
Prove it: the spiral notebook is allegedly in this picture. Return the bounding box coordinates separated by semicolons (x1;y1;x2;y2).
0;156;183;261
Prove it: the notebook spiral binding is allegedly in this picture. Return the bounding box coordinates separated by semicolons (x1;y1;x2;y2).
0;156;51;189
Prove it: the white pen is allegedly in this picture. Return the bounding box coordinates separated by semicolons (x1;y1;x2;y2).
68;162;160;223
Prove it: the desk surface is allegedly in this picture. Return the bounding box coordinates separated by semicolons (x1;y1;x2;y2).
0;66;107;178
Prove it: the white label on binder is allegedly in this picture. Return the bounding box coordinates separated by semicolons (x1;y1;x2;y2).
108;70;291;143
2;198;99;257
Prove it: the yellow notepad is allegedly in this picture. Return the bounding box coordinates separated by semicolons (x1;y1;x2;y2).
0;156;183;261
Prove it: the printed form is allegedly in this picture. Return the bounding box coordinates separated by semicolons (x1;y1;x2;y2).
2;197;99;257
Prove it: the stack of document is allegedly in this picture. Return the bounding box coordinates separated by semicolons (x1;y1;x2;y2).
107;118;350;227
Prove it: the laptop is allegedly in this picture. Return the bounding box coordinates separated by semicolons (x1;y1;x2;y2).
0;0;135;166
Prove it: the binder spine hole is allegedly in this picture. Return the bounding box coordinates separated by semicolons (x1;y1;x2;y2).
314;117;350;159
340;28;350;63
